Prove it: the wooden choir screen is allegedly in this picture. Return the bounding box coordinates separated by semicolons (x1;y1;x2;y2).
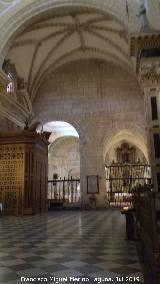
0;131;48;216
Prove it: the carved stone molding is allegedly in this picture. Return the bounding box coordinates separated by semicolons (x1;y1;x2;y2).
130;33;160;58
2;59;17;78
2;59;19;94
130;33;160;87
0;71;32;127
0;70;9;90
139;58;160;86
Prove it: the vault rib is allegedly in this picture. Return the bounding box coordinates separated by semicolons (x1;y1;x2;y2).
88;25;128;42
41;28;70;42
11;39;39;49
28;43;41;92
31;30;75;98
85;27;129;61
26;22;73;32
71;14;85;51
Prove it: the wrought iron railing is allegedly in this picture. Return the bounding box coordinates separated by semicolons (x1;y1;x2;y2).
47;177;80;205
105;164;151;207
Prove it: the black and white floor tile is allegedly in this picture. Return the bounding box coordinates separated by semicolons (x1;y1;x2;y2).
0;210;144;284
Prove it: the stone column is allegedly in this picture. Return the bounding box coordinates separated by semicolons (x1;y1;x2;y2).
79;135;107;209
139;58;160;191
130;34;160;191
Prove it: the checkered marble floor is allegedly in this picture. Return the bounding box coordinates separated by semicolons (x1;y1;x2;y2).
0;210;144;284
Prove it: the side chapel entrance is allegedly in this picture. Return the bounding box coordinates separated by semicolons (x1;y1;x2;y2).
105;143;151;207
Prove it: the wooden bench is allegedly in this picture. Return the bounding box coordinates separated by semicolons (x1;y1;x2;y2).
132;186;160;283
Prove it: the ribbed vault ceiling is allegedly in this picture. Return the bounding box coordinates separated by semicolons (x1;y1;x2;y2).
6;8;132;101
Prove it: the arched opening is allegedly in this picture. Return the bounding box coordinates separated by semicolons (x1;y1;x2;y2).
43;121;80;209
104;130;151;208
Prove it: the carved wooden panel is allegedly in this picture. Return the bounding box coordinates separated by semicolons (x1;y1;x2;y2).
0;145;24;215
0;131;48;216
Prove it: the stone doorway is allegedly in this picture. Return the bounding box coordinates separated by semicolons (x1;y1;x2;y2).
42;121;80;210
106;164;151;208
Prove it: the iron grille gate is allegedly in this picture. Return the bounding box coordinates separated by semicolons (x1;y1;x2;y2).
105;164;151;207
48;177;80;209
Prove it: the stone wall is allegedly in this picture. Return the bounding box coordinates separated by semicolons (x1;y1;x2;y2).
48;136;80;179
33;59;146;208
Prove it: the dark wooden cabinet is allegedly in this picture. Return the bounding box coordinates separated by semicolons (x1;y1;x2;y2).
0;130;48;215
